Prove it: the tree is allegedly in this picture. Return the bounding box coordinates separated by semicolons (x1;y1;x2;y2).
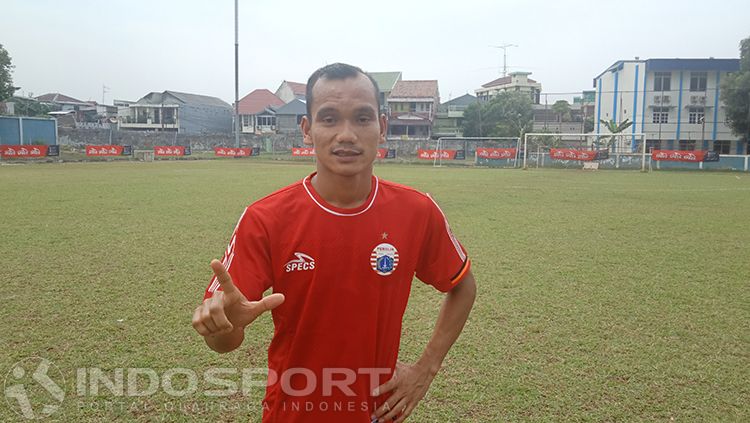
598;118;633;149
0;44;17;101
462;91;534;139
721;36;750;141
584;116;595;133
551;100;571;122
12;97;52;117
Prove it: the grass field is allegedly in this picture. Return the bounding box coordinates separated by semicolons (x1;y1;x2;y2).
1;161;748;422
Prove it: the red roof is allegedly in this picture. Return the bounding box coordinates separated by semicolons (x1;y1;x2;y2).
482;75;537;88
237;89;284;115
285;81;307;96
389;80;439;98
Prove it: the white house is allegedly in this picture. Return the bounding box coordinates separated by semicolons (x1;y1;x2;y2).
593;58;743;154
475;72;541;104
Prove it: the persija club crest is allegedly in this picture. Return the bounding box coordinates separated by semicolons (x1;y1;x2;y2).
371;243;399;276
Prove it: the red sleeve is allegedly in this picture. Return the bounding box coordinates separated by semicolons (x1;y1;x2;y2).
203;206;273;301
415;194;471;292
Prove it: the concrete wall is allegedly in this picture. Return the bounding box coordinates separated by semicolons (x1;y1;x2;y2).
57;127;301;151
179;103;233;134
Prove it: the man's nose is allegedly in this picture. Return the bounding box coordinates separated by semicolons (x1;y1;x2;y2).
336;120;358;143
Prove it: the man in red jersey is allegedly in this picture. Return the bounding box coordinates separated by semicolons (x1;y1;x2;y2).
192;63;476;423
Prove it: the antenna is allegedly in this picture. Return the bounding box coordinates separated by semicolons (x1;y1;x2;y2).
490;44;518;77
102;85;110;104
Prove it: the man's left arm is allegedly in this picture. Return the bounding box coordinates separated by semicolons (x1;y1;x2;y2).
371;271;477;423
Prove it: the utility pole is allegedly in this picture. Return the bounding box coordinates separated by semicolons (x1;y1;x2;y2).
234;0;240;148
102;85;109;104
490;44;518;77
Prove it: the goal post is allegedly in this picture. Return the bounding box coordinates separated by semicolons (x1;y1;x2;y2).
434;136;521;167
522;132;648;171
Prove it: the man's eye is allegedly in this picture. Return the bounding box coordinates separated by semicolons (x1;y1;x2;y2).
321;117;335;124
358;116;371;123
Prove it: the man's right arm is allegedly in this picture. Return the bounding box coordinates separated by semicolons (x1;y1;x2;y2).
192;260;284;353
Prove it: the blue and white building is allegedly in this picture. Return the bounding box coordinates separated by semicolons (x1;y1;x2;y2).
593;58;743;154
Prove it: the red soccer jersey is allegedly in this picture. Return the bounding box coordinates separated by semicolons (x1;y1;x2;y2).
203;173;470;422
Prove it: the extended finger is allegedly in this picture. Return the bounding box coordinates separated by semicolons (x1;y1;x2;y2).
394;403;415;423
373;391;404;421
252;293;285;314
372;376;397;397
210;259;239;296
379;397;408;422
236;293;285;327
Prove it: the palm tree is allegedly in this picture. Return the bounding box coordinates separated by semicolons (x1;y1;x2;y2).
597;119;633;150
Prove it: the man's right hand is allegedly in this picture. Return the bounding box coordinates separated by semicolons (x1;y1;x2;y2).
192;259;285;338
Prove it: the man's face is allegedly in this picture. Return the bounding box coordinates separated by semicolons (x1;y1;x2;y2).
301;74;386;177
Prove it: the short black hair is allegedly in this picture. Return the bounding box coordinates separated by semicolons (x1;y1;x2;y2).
305;62;381;119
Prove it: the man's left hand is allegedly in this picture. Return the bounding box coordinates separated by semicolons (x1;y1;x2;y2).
371;361;437;422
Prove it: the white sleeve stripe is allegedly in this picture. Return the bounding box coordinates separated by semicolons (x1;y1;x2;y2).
208;207;248;293
426;194;467;262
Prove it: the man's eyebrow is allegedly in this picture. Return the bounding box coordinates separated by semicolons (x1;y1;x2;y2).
353;106;377;115
315;107;338;118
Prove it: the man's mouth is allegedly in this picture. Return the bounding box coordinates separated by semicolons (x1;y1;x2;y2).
332;148;362;157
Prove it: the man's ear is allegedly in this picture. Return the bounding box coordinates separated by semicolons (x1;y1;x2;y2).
301;115;313;146
379;113;387;145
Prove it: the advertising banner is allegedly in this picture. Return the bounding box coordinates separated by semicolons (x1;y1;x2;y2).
549;148;598;161
651;150;706;162
0;145;49;158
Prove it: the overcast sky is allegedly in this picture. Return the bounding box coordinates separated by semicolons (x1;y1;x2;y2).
3;0;749;105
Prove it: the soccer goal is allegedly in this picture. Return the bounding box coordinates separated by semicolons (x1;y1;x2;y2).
522;132;648;171
433;137;521;167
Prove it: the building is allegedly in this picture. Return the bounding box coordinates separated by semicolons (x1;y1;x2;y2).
367;72;402;113
386;80;439;141
275;98;306;133
35;93;96;122
532;91;596;135
119;90;233;134
434;94;477;137
275;81;307;104
593;58;743;153
476;72;541;104
237;89;285;134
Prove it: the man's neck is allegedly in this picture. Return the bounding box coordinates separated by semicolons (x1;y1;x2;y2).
311;168;373;209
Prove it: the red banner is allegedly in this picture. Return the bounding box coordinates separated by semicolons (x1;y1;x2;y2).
0;145;48;158
417;149;457;160
476;148;516;159
154;146;185;156
651;150;706;162
86;145;123;156
214;147;252;157
549;148;598;161
291;148;316;156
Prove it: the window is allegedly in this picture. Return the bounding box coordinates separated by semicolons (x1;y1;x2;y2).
713;140;730;154
653;72;671;92
690;72;707;92
257;116;275;127
645;140;661;152
678;140;696;151
688;107;705;124
652;107;669;124
409;103;417;112
241;115;251;126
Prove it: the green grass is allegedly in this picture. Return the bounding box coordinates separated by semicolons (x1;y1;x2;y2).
1;161;748;422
